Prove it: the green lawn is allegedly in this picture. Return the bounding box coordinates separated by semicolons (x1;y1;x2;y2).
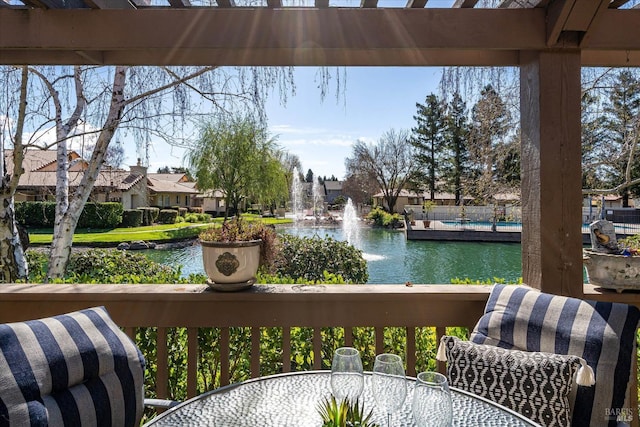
27;215;293;245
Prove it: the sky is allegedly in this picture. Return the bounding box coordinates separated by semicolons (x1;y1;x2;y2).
140;67;444;180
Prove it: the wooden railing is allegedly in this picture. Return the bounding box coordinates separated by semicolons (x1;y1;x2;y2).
0;283;638;423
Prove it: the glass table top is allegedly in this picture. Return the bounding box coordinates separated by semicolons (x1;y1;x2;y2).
145;371;540;427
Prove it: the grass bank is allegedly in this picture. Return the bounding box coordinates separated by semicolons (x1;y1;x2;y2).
27;215;293;246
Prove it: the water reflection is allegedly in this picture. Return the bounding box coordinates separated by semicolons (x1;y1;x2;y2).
142;226;523;284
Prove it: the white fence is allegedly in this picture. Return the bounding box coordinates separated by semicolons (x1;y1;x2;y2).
403;205;522;223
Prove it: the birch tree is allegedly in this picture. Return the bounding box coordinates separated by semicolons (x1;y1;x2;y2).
0;67;29;282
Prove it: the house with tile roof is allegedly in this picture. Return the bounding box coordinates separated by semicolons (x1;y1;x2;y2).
147;173;199;208
6;150;198;210
6;149;148;209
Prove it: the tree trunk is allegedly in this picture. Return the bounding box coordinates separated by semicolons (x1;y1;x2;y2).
0;66;29;283
0;190;28;283
47;66;127;279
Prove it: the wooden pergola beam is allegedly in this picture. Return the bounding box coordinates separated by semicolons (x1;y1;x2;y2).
452;0;479;8
406;0;427;7
168;0;191;7
360;0;378;7
20;0;64;7
83;0;136;9
1;8;639;66
609;0;631;8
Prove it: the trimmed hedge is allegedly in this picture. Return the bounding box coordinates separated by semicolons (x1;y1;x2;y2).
171;206;188;217
77;202;123;229
138;207;160;226
15;201;56;227
121;209;143;227
157;209;178;224
16;201;122;229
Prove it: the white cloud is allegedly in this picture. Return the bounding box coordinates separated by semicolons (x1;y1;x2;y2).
280;136;354;148
23;121;100;154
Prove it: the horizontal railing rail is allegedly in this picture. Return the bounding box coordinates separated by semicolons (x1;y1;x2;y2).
0;283;637;423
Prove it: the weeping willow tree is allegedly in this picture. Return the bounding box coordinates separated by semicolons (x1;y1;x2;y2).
186;113;288;219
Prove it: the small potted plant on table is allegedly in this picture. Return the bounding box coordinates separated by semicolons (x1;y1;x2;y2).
199;217;278;291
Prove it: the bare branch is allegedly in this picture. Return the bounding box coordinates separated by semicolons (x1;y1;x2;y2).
582;177;640;195
124;66;217;107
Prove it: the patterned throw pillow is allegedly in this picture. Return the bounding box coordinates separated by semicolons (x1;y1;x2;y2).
0;306;145;427
471;284;640;427
440;336;582;427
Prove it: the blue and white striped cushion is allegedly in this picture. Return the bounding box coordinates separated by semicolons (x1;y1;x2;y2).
0;306;145;427
471;284;640;427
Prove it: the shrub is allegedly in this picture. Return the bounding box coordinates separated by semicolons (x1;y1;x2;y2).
274;234;368;284
121;209;143;227
366;207;402;228
25;248;189;284
15;201;56;227
17;201;122;228
157;209;178;224
77;202;123;229
184;213;211;223
66;249;183;283
333;195;347;206
620;234;640;252
184;213;198;223
138;207;160;226
26;250;49;282
171;206;188;217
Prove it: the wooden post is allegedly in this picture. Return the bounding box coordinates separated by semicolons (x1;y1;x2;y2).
519;50;583;297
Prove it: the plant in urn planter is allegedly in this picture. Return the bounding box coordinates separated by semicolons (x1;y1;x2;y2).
199;217;278;291
583;220;640;293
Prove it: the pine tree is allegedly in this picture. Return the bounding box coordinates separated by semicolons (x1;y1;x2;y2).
442;93;470;206
410;94;446;201
468;85;511;203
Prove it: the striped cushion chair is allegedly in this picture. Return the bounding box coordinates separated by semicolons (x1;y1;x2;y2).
471;284;640;427
0;306;145;427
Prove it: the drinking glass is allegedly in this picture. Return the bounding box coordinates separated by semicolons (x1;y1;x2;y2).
372;353;407;427
412;371;452;427
330;347;364;402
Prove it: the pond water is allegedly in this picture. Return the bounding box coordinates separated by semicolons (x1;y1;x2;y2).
142;226;524;284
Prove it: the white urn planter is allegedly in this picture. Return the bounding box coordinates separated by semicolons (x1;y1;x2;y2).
201;239;261;291
583;249;640;293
